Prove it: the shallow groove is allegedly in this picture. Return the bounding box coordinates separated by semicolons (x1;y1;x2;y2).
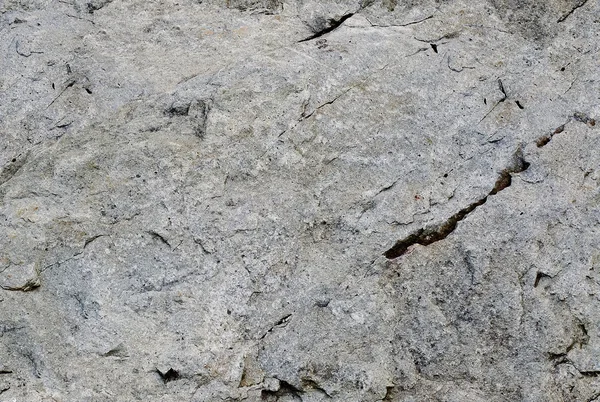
536;112;595;148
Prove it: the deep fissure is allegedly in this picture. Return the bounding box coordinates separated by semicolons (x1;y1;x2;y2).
384;152;530;259
298;13;355;42
261;378;304;399
385;110;595;259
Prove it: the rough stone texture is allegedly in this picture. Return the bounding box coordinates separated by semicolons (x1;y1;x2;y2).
1;0;599;400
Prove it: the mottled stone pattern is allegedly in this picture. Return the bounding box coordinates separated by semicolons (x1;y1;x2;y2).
0;0;598;400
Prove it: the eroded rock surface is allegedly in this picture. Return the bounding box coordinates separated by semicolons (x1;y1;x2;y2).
1;0;599;400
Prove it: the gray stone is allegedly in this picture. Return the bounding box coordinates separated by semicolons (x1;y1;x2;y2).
0;262;40;291
0;0;599;400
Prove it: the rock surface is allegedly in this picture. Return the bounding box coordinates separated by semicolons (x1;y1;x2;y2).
1;0;599;400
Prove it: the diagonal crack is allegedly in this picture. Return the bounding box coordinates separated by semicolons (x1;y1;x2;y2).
276;62;389;141
384;148;529;259
83;234;106;249
47;78;77;108
365;15;433;28
557;0;590;23
278;86;354;138
536;111;596;147
299;13;355;42
147;231;171;248
479;79;508;123
0;152;29;187
300;88;352;121
259;314;292;339
41;252;83;273
385;109;596;259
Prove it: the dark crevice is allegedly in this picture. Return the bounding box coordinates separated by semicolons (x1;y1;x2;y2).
479;79;508;122
398;15;433;26
164;99;211;138
302;90;349;120
548;321;590;369
0;152;29;187
239;365;250;388
579;322;590;345
557;0;589;23
262;379;303;400
274;314;292;326
146;231;171;248
497;79;507;101
573;111;596;126
86;0;113;14
1;276;41;292
73;293;89;319
536;125;564;147
68;15;92;25
165;102;191;117
54;119;73;129
550;356;600;379
155;368;180;383
23;351;42;378
568;320;590;352
101;344;128;358
102;348;127;357
102;348;122;357
301;379;331;398
536;112;595;148
548;352;568;363
83;234;105;249
259;314;292;339
315;298;331;307
367;15;433;27
382;385;397;401
0;325;25;336
447;56;475;73
299;13;355;42
534;271;552;287
47;79;76;108
385;150;529;259
414;31;460;43
194;240;210;254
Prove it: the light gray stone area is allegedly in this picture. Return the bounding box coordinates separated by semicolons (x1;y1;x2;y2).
1;0;599;400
